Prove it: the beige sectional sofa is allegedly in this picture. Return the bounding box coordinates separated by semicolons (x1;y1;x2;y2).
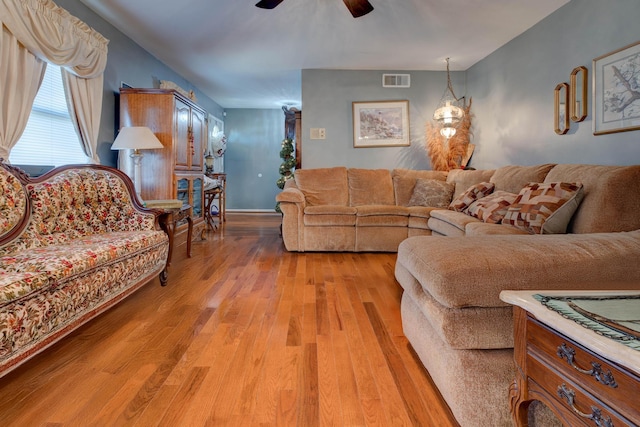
276;166;449;252
394;163;640;426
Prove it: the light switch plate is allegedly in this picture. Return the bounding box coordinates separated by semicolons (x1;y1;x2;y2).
310;128;326;140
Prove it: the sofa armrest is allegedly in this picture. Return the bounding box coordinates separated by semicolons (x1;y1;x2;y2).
276;187;305;204
276;188;306;251
396;230;640;309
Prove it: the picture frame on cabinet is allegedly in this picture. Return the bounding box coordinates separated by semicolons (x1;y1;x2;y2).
352;100;410;147
593;41;640;135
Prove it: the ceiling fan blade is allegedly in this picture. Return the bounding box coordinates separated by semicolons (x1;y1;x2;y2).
255;0;285;10
343;0;374;18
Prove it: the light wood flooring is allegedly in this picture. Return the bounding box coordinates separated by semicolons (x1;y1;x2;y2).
0;214;457;426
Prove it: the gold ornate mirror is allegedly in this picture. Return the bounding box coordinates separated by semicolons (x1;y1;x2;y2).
554;83;569;135
570;66;588;122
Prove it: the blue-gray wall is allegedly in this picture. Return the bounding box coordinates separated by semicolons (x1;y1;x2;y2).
301;69;465;170
301;0;640;171
224;109;283;211
55;0;224;168
467;0;640;168
37;0;640;211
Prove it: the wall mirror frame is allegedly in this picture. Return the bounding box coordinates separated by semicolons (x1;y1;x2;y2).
570;66;588;122
554;82;570;135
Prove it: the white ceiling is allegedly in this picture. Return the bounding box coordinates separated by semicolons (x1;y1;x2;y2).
79;0;569;109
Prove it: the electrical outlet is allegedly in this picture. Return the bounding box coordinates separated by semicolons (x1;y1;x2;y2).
310;128;326;140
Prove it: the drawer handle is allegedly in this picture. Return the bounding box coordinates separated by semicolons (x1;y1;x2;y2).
557;384;614;427
557;343;618;388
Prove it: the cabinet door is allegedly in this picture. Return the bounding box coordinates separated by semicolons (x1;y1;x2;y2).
175;98;191;170
192;176;203;219
175;174;204;222
191;108;205;171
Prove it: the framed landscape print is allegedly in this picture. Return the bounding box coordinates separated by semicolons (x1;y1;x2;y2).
353;100;410;147
593;41;640;135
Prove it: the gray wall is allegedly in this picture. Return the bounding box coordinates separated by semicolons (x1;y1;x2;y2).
224;109;284;211
38;0;640;211
301;69;466;170
55;0;224;168
467;0;640;168
301;0;640;171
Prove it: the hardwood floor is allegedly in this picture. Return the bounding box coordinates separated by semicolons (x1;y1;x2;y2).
0;214;457;426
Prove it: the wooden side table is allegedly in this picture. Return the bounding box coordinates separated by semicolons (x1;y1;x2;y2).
500;290;640;427
204;172;226;229
146;199;193;266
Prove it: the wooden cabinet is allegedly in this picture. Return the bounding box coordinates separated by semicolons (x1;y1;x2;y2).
501;291;640;427
119;88;207;233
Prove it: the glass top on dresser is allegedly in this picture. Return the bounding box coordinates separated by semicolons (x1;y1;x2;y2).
500;290;640;375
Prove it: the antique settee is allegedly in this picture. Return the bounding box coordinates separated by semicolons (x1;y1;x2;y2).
0;163;169;376
394;163;640;426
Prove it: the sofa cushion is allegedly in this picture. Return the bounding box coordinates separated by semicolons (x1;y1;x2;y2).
466;190;518;224
449;182;495;212
490;164;555;194
392;169;448;206
446;169;495;198
428;210;480;236
348;168;395;206
543;164;640;233
408;179;454;208
396;230;640;309
0;271;50;305
502;182;584;234
465;222;530;236
397;270;515;349
303;205;357;226
295;167;349;206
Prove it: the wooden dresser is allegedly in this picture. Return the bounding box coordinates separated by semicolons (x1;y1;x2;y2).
119;88;207;237
501;290;640;427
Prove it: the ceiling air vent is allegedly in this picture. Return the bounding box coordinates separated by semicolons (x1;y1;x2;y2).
382;74;410;88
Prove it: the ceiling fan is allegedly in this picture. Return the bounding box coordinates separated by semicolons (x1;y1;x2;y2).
255;0;374;18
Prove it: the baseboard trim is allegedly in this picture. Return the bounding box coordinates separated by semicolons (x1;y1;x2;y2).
227;209;280;215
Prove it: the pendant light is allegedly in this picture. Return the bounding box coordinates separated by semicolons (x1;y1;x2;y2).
433;58;464;139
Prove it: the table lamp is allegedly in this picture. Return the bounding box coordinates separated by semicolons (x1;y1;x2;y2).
111;126;163;201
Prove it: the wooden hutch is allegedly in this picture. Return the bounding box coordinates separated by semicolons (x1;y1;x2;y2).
119;88;207;238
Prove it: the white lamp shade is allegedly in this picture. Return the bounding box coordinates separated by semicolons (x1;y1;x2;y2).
111;127;163;150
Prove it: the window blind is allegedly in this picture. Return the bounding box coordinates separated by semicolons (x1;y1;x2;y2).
9;65;87;167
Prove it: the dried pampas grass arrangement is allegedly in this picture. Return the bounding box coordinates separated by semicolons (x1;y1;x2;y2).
425;98;473;171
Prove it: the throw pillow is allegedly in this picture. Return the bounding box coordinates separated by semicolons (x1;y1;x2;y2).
348;168;395;206
408;179;455;208
448;182;495;212
501;182;585;234
466;190;518;224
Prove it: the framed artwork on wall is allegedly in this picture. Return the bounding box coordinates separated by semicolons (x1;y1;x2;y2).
593;41;640;135
352;100;410;147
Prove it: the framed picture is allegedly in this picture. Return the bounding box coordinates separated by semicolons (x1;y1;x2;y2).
593;41;640;135
352;100;410;147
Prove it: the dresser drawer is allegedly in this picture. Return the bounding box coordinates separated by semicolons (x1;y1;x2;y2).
528;354;636;426
527;317;640;422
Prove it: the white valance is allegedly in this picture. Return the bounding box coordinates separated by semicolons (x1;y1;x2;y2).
0;0;109;163
0;0;108;78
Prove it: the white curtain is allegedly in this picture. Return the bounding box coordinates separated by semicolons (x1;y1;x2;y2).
0;0;109;163
62;70;104;163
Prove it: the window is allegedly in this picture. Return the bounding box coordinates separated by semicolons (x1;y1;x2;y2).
9;64;87;167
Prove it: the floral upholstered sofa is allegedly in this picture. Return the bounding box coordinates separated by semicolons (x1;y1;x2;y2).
0;162;169;376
